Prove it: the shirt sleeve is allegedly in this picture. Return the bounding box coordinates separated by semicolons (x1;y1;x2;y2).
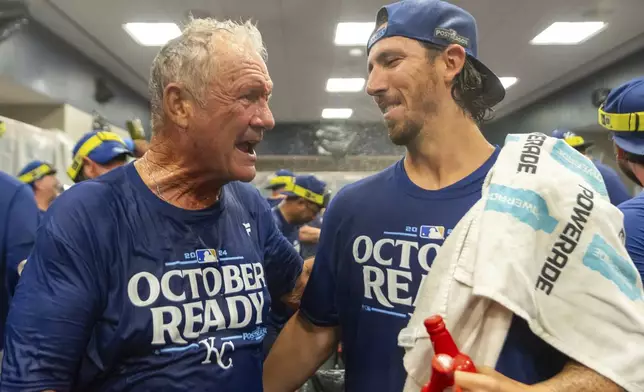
602;170;632;206
619;205;644;281
299;192;347;327
1;216;102;391
261;206;303;301
5;185;39;296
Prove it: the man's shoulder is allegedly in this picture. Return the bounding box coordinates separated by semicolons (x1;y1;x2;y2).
224;181;270;214
619;192;644;213
333;164;397;204
0;171;31;203
48;170;128;227
0;170;22;189
593;160;620;179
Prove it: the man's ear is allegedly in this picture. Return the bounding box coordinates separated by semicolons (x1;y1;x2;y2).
163;83;193;129
442;44;467;85
82;156;95;179
32;178;42;192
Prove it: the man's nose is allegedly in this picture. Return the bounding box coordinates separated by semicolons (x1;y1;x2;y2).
366;67;387;97
251;101;275;131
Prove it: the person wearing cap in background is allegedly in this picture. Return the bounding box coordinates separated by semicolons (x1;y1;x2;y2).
299;191;331;260
17;160;62;214
265;169;295;207
598;77;644;280
0;171;39;362
551;129;631;206
263;175;327;358
265;1;623;392
67;130;134;183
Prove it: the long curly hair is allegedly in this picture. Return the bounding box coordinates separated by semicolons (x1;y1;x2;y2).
422;42;494;125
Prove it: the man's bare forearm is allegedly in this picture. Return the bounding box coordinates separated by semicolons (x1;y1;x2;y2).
264;313;339;392
298;225;321;244
537;361;624;392
281;257;314;310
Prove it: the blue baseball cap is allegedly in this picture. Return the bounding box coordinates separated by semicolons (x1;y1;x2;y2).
367;0;505;107
123;136;136;153
551;129;594;150
18;160;56;184
266;169;295;190
598;77;644;155
67;131;132;182
282;175;328;207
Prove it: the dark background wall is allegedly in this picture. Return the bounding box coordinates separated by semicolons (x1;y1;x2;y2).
258;122;401;156
0;21;150;129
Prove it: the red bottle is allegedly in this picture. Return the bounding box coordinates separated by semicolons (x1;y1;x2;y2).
421;354;455;392
422;315;477;392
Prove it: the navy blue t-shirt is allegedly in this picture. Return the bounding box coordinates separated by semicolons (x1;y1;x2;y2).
594;160;631;206
300;151;566;392
2;163;302;391
264;207;301;356
300;215;323;259
271;206;301;252
618;193;644;280
0;172;39;350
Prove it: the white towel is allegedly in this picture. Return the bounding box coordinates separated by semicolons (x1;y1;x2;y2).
399;133;644;392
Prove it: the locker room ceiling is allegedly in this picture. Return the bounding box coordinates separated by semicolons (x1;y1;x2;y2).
27;0;644;123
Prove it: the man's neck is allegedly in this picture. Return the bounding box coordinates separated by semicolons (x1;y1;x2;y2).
404;112;494;191
35;195;49;212
134;135;224;210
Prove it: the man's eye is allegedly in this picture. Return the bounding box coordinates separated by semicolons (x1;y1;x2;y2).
386;58;401;67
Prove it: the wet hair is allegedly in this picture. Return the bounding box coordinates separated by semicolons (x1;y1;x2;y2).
421;42;493;124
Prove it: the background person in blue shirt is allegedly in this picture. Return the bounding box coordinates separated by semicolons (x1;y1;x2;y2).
0;172;39;356
264;1;623;392
597;77;644;281
265;169;295;207
551;129;631;206
264;175;327;357
2;18;307;392
17;160;62;214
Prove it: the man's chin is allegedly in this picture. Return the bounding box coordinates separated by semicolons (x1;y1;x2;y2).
231;166;256;183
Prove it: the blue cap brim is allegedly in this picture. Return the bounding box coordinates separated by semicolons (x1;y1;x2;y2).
87;142;132;164
613;134;644;156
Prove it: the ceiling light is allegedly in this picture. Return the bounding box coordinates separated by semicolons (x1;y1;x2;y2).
322;108;353;119
326;78;365;93
349;48;364;57
530;22;606;45
123;23;181;46
334;22;375;46
500;77;518;89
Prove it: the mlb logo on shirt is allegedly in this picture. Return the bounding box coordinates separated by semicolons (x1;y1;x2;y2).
196;249;218;263
419;225;445;240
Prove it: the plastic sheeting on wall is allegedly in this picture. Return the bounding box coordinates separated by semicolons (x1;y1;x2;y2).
0;115;75;186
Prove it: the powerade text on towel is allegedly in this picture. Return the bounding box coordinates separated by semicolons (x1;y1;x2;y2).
300;150;565;392
1;163;303;391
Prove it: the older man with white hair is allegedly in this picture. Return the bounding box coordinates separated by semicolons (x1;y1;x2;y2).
1;19;306;391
